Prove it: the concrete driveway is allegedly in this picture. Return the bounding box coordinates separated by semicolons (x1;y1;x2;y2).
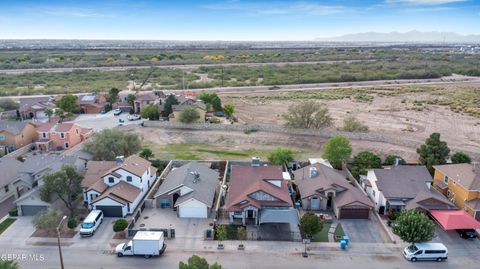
432;226;480;257
68;110;143;131
0;216;35;244
134;208;213;239
256;223;301;241
340;219;389;243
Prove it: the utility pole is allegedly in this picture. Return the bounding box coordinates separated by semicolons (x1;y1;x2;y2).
56;216;67;269
221;66;224;87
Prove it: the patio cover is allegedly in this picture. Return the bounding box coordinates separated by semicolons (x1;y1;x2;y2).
430;210;480;230
259;209;299;225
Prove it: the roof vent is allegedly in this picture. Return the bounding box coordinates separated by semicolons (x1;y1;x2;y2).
251;157;260;167
190;171;200;183
115;156;124;166
310;167;318;178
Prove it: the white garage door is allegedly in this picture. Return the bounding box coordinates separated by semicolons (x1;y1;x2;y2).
179;206;208;218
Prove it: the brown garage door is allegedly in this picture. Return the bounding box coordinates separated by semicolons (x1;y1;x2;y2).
339;208;370;219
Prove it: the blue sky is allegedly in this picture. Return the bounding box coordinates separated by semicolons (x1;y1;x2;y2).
0;0;479;40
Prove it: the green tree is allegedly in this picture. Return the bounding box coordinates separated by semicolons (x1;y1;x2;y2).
32;208;63;236
215;225;227;241
350;151;382;179
393;209;435;246
163;95;179;117
107;87;120;107
341;116;369;132
223;103;235;118
139;148;154;160
416;133;450;174
179;255;209;269
282;101;332;129
140;104;160;120
0;260;20;269
44;108;54;123
179;108;200;123
267;147;294;165
0;98;19;111
299;212;323;237
83;129;141;160
198;92;222;111
39;165;83;217
322;136;352;169
56;94;79;112
126;94;136;111
383;155;406;166
113;219;129;232
451;151;471;164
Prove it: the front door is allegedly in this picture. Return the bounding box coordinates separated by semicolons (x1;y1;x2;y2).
247;210;254;218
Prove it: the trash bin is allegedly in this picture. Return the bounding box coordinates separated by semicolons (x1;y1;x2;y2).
340;240;347;250
343;236;350;246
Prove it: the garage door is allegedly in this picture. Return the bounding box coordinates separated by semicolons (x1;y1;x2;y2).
179;206;207;218
339;208;370;219
21;205;48;216
95;206;123;217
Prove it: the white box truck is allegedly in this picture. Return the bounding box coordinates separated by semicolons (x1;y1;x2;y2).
115;231;166;258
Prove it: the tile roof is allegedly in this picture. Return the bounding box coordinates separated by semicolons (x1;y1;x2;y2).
92;181;141;205
374;166;432;199
0;121;30;135
0;156;23;187
55;123;75;133
433;163;480;190
37;123;54;132
136;93;158;102
87;180;108;193
155;161;219;206
82;161;117;188
103;155;152;178
225;165;292;212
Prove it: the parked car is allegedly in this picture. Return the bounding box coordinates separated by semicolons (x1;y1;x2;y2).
403;243;448;262
113;109;122;116
116;231;166;258
214;111;225;117
127;114;141;121
79;210;104;237
456;229;478;239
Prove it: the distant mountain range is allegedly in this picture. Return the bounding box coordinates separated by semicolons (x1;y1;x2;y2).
317;31;480;43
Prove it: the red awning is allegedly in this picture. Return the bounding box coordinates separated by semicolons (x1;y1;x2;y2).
430;210;480;230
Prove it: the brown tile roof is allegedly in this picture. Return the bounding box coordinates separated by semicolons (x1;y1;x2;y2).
55;123;75;133
225;165;292;212
87;180;108;193
104;155;152;178
37;123;54;133
92;181;141;205
82;161;117;188
80;127;93;135
434;163;480;190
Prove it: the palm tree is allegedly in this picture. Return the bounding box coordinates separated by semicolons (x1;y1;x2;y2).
54;108;66;123
139;148;154;160
0;260;20;269
44;108;53;123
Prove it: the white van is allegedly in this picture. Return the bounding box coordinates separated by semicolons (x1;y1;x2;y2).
403;243;448;262
80;210;104;237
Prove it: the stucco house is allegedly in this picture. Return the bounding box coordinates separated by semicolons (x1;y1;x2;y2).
0;121;37;152
294;163;374;219
85;155;157;217
364;165;453;215
0;156;23;203
225;162;297;226
433;163;480;221
19;96;56;120
79;94;107;114
35;123;92;152
154;161;220;218
134;93;159;113
170;102;207;123
14;154;89;216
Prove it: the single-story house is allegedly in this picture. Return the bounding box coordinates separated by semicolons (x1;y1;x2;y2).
154;161;220;218
170;102;207;123
86;155;157;217
79;94;107;114
19;96;56;119
0;121;37;151
225;162;297;226
294;163;374;219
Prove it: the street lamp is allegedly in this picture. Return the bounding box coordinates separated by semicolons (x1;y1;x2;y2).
56;215;67;269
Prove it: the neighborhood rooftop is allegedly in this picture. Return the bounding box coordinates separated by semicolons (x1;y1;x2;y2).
433;163;480;190
374;165;433;199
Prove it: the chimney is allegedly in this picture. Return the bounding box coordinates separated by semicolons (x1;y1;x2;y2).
115;156;124;166
309;167;318;178
251;157;260;167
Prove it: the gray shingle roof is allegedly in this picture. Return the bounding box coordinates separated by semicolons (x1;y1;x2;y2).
0;121;29;135
374;165;432;199
433;163;480;190
20;155;78;174
0;156;23;187
155;161;219;207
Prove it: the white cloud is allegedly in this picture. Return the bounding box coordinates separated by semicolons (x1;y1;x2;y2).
204;1;346;16
44;8;113;18
386;0;467;5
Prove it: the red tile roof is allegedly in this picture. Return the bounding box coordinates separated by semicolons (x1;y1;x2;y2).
37;123;54;133
92;181;141;205
225;165;292;212
55;123;75;133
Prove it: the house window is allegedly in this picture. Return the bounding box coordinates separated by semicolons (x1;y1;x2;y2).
4;185;9;193
108;177;114;183
42;132;47;139
444;176;449;184
127;203;130;212
65;142;69;148
0;134;5;141
75;129;79;134
60;133;65;139
126;176;132;182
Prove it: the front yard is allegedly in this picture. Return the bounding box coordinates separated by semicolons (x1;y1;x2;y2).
334;223;345;242
0;218;16;235
312;222;330;242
